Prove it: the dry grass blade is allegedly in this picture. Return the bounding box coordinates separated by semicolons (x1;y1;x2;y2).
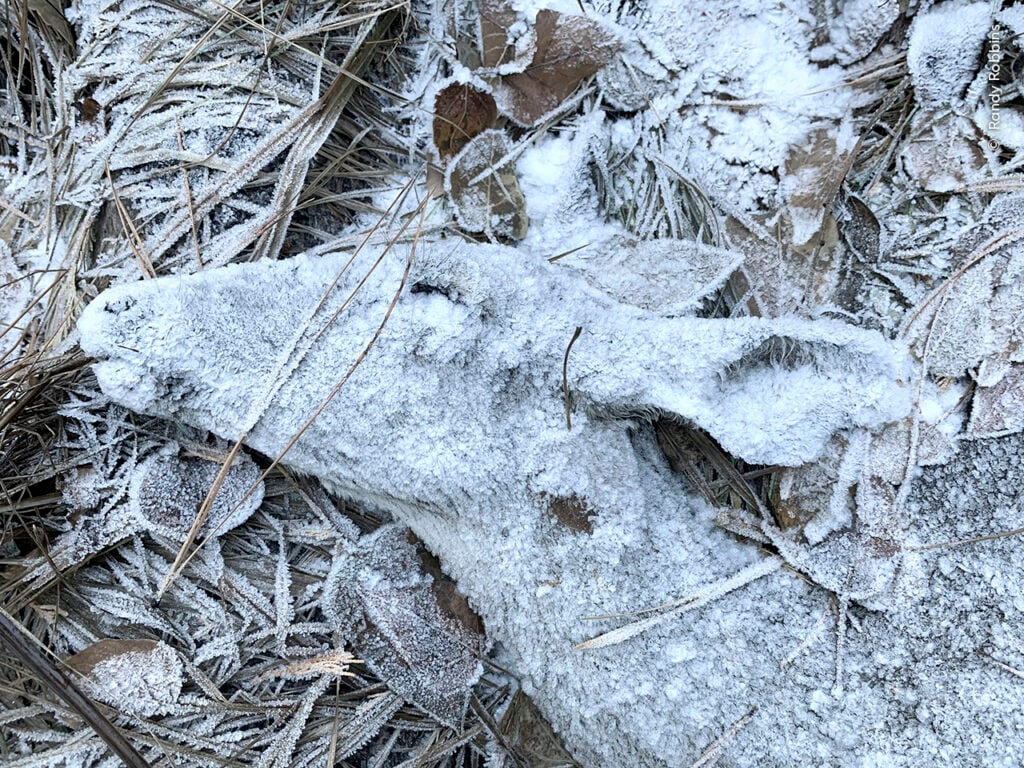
105;162;156;279
574;557;784;651
689;706;758;768
654;419;770;514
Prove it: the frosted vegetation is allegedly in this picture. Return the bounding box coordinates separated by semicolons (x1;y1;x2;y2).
3;0;1024;766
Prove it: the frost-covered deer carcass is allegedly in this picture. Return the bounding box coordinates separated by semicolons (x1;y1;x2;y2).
78;237;916;765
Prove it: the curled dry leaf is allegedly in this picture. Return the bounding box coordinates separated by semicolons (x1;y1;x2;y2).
492;10;620;126
67;639;182;718
433;82;499;160
446;129;528;240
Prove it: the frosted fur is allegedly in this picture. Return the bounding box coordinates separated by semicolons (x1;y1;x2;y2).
78;240;907;469
79;239;914;765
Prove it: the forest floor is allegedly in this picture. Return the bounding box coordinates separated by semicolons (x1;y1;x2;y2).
3;1;1024;766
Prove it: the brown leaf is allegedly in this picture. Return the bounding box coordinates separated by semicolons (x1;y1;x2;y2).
446;129;528;240
433;83;498;160
773;435;847;531
66;639;182;717
781;124;853;247
498;689;581;767
494;10;620;126
66;639;163;677
835;192;881;262
478;0;518;68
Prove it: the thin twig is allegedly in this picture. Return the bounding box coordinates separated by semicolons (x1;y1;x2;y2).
562;326;582;430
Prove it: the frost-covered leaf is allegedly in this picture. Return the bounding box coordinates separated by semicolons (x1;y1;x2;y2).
446;129;528;240
563;236;741;316
130;449;264;540
434;82;499;160
906;196;1024;382
323;525;485;728
909;258;993;377
478;0;519;68
902;113;987;193
781;122;856;247
492;10;619;126
825;0;900;65
67;639;182;718
968;363;1024;438
833;191;880;263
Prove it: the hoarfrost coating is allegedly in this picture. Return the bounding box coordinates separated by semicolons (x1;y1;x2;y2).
79;240;915;765
78;240;908;470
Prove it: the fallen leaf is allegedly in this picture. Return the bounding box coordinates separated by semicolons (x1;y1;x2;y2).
130;449;264;540
834;191;880;263
322;525;486;728
902;113;986;192
67;639;182;718
445;129;528;240
969;363;1024;438
433;82;498;160
781;123;855;247
478;0;519;67
906;258;993;377
492;10;620;126
564;236;742;316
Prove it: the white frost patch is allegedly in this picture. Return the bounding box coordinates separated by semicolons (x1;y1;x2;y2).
909;2;993;109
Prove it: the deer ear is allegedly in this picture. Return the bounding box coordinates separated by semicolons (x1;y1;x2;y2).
573;316;910;468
